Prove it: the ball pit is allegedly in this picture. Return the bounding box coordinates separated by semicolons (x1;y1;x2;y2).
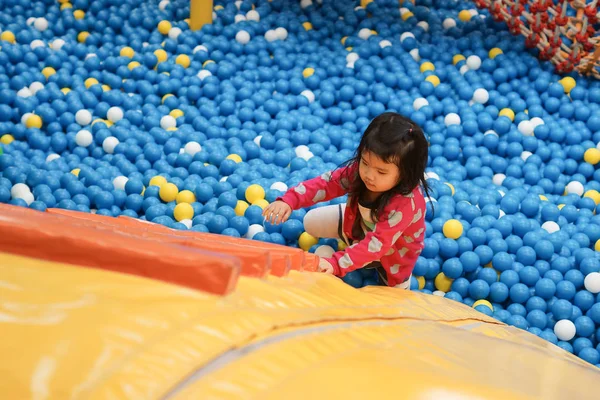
1;0;600;368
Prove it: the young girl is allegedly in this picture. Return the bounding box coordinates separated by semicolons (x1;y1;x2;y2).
262;112;431;289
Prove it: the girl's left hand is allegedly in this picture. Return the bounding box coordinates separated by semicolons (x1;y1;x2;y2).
318;257;334;274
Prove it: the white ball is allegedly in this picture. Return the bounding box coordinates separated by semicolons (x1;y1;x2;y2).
168;27;182;40
34;18;49;32
235;0;243;9
346;61;355;69
498;210;506;218
566;181;584;196
472;88;489;104
400;32;415;42
300;0;313;9
234;15;247;23
498;190;506;197
409;48;421;62
85;53;97;60
530;117;545;128
300;151;314;161
264;30;278;42
275;27;288;41
484;130;498;136
75;130;93;147
416;21;429;31
520;151;532;161
158;0;170;11
46;153;60;163
413;98;429;111
358;28;373;40
444;113;461;127
21;113;33;125
459;65;470;75
184;141;202;156
27;17;36;26
379;39;392;48
466;55;482;70
270;182;288;192
433;290;446;297
492;173;506;186
295;145;310;157
17;88;32;98
246;224;265;239
180;219;192;229
253;135;262;146
246;10;260;21
51;39;66;50
160;115;177;129
315;245;335;257
102;136;120;154
235;30;251;45
346;52;359;63
30;40;45;50
518;120;534;136
554;319;576;341
197;70;212;81
75;110;92;126
220;176;228;182
468;9;479;16
443;18;457;29
106;106;124;123
113;176;129;191
425;171;440;180
193;45;208;54
11;183;31;199
300;90;315;103
584;272;600;294
29;82;44;95
541;221;560;234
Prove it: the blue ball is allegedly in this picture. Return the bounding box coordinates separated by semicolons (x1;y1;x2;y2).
468;279;490;300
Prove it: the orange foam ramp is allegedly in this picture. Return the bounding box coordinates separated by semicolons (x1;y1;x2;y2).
0;204;240;295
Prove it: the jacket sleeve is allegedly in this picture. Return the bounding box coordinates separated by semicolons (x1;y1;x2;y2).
324;196;424;277
278;163;357;210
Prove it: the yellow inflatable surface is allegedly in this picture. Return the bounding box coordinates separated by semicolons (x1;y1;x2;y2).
1;252;600;400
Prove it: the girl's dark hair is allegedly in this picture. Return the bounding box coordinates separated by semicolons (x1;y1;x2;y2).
341;112;432;223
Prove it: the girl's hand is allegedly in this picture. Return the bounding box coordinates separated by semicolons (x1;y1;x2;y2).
262;200;292;225
318;257;334;274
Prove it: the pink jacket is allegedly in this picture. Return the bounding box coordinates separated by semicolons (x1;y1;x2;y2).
280;163;426;286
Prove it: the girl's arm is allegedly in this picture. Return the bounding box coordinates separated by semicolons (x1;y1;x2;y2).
323;196;423;276
278;163;357;210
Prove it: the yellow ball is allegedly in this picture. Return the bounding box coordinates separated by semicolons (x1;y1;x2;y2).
560;77;576;94
584;148;600;165
176;190;196;204
174;203;194;222
159;183;179;203
42;67;56;79
120;46;135;58
0;31;16;44
158;20;172;35
416;276;426;290
302;22;313;31
26;115;43;129
73;10;85;19
162;94;174;104
84;78;99;88
472;299;493;311
226;154;243;163
401;11;414;21
303;67;315;78
458;10;472;22
299;232;319;251
434;273;453;292
420;62;435;73
176;54;190;68
452;54;465;65
489;47;503;59
154;49;168;63
443;219;463;239
71;168;80;177
128;61;141;70
235;200;249;216
340;36;347;45
499;108;515;121
252;199;269;210
170;109;184;119
595;239;600;252
539;195;548;201
101;84;111;92
202;60;215;67
0;134;14;145
214;5;224;10
61;88;71;95
584;190;600;205
425;75;440;87
77;31;89;43
149;176;168;187
60;3;73;10
557;204;565;210
245;184;265;204
166;127;177;132
445;182;455;195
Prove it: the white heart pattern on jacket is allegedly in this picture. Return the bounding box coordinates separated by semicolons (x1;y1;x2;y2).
388;210;403;227
404;235;414;243
390;264;400;274
398;247;409;257
339;254;353;269
414;228;424;239
294;183;306;195
313;189;326;203
411;209;423;224
368;236;383;253
386;248;395;256
321;171;332;182
392;230;402;244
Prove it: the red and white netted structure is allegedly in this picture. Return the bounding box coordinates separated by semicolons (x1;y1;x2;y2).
473;0;600;78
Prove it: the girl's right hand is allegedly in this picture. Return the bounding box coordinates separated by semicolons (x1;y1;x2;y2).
262;201;292;225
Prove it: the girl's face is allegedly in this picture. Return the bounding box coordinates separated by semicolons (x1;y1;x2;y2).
359;150;401;194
